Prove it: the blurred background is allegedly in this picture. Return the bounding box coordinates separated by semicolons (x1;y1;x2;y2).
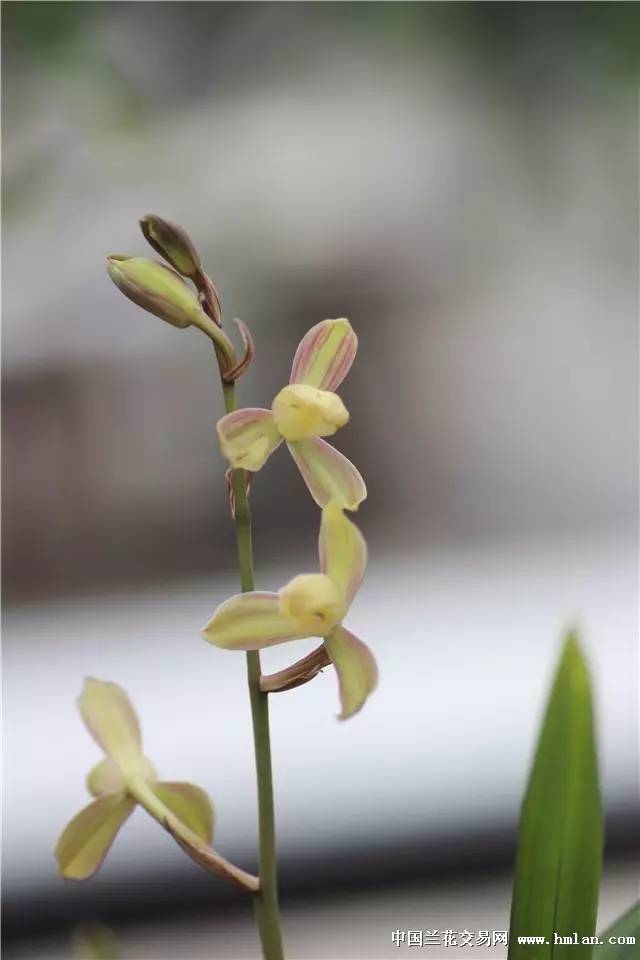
2;2;638;958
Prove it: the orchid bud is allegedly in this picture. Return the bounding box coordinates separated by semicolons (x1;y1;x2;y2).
106;255;238;372
140;214;202;279
106;256;203;329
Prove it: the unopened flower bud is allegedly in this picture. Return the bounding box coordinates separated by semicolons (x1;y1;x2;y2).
139;214;203;279
106;256;204;329
107;255;238;371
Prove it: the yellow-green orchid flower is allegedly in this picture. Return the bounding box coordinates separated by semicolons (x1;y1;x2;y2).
55;678;258;891
202;503;377;719
217;319;366;510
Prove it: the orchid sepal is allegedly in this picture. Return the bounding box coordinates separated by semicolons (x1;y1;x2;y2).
324;626;378;720
288;438;366;510
55;793;136;881
290;318;358;391
319;500;367;605
202;592;301;651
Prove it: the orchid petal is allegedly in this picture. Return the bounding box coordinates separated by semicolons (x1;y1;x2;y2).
78;679;145;777
87;755;156;798
86;757;124;797
288;439;366;511
202;592;301;650
325;626;378;720
153;782;214;843
319;501;367;607
55;794;135;880
278;573;346;637
290;318;358;391
217;408;282;472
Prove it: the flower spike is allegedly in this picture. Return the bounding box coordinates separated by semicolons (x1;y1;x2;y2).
55;679;258;891
203;504;377;719
216;319;365;510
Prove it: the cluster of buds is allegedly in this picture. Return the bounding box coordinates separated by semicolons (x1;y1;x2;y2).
57;216;377;889
106;215;253;382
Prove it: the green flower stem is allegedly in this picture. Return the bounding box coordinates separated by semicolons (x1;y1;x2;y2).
222;379;285;960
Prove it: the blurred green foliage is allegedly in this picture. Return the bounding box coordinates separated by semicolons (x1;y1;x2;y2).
595;904;640;960
331;2;640;77
2;0;102;59
4;1;640;78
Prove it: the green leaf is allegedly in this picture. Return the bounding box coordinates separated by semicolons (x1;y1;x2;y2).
508;632;603;960
595;903;640;960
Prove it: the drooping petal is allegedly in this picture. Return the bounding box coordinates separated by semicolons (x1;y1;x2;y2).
290;318;358;392
324;626;378;720
202;592;300;650
153;782;214;843
217;408;282;472
78;679;145;777
55;794;136;880
319;501;367;607
87;755;156;798
288;439;366;511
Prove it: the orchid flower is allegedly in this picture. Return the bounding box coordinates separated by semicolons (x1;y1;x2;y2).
202;503;377;719
217;319;366;510
55;678;258;890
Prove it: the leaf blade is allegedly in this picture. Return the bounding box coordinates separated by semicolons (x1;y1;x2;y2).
595;903;640;960
508;633;603;960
